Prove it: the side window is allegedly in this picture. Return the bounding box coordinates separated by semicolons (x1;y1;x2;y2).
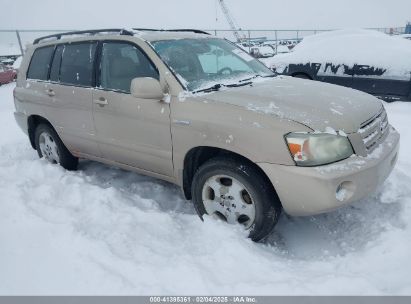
60;42;97;87
100;42;159;93
49;45;64;82
27;46;54;80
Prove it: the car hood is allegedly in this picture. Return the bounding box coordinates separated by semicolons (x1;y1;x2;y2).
201;76;383;133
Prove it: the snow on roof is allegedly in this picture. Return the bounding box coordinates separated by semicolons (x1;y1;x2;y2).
265;29;411;80
136;30;210;42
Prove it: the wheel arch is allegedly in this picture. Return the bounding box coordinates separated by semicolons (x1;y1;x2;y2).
182;146;277;201
27;115;54;149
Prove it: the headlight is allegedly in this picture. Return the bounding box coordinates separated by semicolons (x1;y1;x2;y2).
285;132;354;166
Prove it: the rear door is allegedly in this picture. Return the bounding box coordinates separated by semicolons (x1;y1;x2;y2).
24;45;57;122
46;42;100;156
91;41;173;177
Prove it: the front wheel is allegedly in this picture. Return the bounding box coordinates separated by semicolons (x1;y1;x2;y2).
192;157;282;242
34;124;78;171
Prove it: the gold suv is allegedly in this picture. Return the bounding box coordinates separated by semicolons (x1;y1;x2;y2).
13;29;400;241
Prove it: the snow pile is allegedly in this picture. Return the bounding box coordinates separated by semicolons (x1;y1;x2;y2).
12;56;22;70
1;83;411;295
263;29;411;80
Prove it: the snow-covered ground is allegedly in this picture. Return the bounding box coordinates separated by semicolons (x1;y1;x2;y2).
1;82;411;295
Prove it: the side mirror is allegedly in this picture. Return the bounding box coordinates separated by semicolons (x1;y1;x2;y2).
130;77;163;100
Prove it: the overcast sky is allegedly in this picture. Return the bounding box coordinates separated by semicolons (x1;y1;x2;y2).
1;0;410;30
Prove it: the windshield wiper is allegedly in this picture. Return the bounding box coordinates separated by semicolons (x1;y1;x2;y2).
239;74;276;83
239;75;259;83
226;81;252;87
193;81;252;94
193;84;223;94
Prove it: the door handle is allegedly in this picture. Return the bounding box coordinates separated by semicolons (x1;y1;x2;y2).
45;89;55;97
94;97;108;106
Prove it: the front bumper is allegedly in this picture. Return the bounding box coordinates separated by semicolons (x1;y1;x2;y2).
258;126;400;216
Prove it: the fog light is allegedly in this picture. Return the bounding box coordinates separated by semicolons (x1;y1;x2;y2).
336;181;355;202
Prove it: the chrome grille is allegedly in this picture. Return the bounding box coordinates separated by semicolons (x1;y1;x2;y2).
358;107;389;153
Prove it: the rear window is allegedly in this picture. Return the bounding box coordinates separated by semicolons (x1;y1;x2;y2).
27;46;54;80
60;42;97;87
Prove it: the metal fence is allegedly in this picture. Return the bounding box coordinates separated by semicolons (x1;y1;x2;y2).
0;27;406;57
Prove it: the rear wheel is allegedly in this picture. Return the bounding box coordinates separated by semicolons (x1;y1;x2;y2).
34;124;78;171
192;157;282;242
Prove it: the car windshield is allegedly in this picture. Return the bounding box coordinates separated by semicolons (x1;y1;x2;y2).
151;38;275;92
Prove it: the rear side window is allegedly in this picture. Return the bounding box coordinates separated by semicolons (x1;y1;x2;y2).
49;45;64;82
27;46;54;80
99;42;159;92
60;42;97;87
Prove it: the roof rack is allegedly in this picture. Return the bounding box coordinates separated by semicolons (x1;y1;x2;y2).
33;29;134;44
132;28;210;35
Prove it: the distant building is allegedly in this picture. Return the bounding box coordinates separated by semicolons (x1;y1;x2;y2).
406;22;411;34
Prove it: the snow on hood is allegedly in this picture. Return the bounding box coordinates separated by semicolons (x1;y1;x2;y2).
201;76;383;133
265;29;411;80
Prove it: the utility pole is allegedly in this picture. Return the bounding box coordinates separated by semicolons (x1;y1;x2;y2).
16;30;24;55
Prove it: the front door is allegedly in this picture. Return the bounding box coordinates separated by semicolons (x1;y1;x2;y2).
92;41;173;177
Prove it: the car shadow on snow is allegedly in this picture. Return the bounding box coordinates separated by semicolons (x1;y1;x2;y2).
77;159;408;260
77;160;196;216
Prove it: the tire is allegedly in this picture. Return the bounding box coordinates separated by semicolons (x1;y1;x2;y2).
34;124;78;171
293;73;311;80
192;156;282;242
